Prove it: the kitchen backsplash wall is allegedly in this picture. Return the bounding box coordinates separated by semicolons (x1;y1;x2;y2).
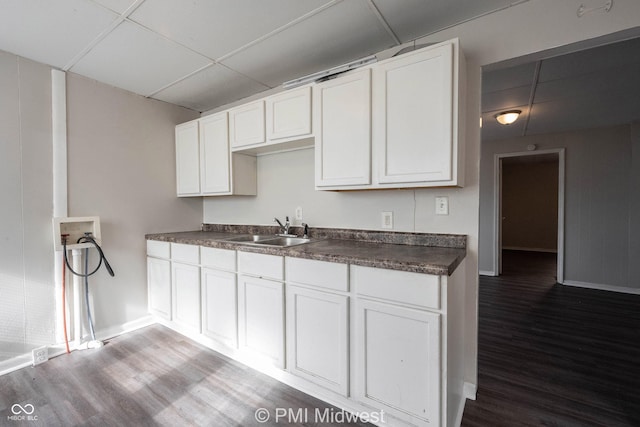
202;147;472;233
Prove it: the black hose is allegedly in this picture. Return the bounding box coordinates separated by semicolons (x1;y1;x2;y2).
62;235;115;278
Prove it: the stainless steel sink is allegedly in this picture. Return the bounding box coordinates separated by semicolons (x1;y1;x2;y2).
223;234;312;247
254;236;311;247
223;234;277;243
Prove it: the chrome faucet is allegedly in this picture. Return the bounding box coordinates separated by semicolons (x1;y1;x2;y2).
274;216;291;235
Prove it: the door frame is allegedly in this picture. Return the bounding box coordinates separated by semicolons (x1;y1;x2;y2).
493;148;565;283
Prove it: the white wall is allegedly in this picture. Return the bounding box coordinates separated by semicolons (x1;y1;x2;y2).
66;73;201;335
480;125;639;290
203;0;640;388
0;51;55;358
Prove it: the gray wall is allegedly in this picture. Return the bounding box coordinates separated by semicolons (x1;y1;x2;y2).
0;52;55;356
66;73;201;335
480;125;640;289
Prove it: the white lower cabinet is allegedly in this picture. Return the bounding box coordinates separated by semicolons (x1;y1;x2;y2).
355;299;441;426
147;256;171;320
201;247;238;348
202;268;238;348
238;274;285;368
147;241;466;427
286;285;349;396
171;262;201;333
147;241;171;320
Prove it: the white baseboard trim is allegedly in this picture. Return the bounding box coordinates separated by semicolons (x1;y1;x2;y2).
563;280;640;295
502;246;557;253
0;315;156;378
479;270;496;276
0;354;32;377
95;315;155;342
464;382;477;400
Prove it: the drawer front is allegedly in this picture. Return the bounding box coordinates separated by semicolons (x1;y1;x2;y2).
170;243;200;265
201;246;236;271
237;251;283;281
285;257;348;292
352;265;440;310
147;240;170;259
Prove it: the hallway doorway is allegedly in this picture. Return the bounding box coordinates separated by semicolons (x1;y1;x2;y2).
494;149;564;282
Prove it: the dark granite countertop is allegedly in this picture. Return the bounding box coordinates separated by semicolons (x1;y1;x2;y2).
146;225;466;276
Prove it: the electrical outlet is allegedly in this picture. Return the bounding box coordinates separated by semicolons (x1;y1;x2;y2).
435;196;449;215
32;346;48;366
381;211;393;229
295;206;303;221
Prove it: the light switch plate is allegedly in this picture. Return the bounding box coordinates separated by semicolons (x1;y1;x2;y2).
381;211;393;229
435;197;449;215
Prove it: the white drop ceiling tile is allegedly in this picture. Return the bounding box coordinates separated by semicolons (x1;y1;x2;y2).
0;0;118;68
534;63;640;104
372;0;519;43
71;21;211;97
482;62;537;94
129;0;332;59
221;0;395;87
482;86;531;112
538;36;640;82
153;65;270;112
90;0;138;14
528;93;640;135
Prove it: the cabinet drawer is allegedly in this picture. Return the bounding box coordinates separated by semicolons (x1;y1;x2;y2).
147;240;170;259
170;243;200;265
351;265;440;310
201;246;236;271
285;257;348;292
238;252;283;281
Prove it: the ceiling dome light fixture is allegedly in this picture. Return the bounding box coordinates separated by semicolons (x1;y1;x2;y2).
495;110;521;125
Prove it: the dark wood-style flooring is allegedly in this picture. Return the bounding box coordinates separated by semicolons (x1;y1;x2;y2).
0;325;367;426
462;250;640;426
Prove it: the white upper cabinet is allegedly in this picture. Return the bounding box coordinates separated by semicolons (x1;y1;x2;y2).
229;100;266;149
315;39;464;190
200;112;230;194
266;86;312;142
175;121;200;196
314;69;371;188
175;115;256;197
373;42;460;186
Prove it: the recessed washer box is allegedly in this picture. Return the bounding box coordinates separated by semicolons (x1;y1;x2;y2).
53;216;102;251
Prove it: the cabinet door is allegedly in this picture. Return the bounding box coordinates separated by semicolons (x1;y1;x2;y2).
314;69;371;188
175;121;200;196
374;43;454;185
147;257;171;320
229;100;265;149
200;113;230;194
171;262;201;332
266;86;312;141
238;274;284;368
355;299;441;426
286;285;349;396
202;268;237;348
